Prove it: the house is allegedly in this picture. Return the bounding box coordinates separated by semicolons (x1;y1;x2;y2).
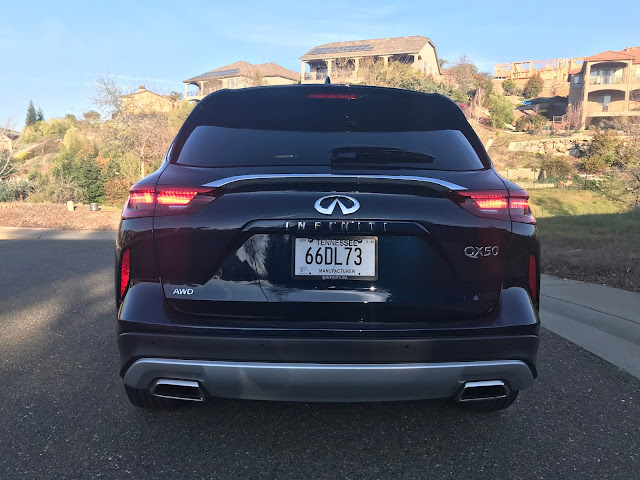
494;57;584;97
183;61;299;100
300;36;441;84
0;128;20;152
568;47;640;126
120;86;176;114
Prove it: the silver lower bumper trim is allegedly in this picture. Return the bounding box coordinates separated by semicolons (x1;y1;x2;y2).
124;359;535;402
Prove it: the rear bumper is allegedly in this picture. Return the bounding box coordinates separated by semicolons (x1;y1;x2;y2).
123;358;535;402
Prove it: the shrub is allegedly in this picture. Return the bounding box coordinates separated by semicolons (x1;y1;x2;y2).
580;155;609;175
502;79;518;96
488;93;514;128
587;130;621;166
539;156;573;179
14;151;35;161
523;75;544;99
0;179;35;202
29;174;85;203
515;114;548;133
104;178;131;205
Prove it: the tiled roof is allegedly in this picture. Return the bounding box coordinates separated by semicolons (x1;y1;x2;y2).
584;50;636;62
300;36;433;61
184;61;299;83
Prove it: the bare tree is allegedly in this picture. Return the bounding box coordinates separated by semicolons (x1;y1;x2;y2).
467;88;485;130
91;72;124;117
566;102;584;130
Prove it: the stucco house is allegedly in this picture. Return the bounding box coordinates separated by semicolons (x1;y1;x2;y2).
568;47;640;126
183;61;299;100
300;36;441;84
0;128;20;152
120;86;177;114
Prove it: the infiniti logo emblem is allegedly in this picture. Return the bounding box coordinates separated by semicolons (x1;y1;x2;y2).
314;195;360;215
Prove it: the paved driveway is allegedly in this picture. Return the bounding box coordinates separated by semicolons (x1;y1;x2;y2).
0;235;638;479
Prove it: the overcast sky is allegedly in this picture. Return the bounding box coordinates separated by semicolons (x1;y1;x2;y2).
1;0;639;128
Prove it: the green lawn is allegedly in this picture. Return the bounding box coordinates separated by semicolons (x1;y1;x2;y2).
529;188;640;291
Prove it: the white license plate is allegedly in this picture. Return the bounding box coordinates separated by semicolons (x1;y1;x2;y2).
293;237;377;280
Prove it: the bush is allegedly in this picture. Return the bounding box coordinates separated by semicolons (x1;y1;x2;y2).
540;156;574;179
580;155;609;175
29;174;85;204
501;79;518;96
104;178;131;205
587;130;621;166
488;93;514;128
523;75;544;99
0;179;35;202
515;114;548;133
14;151;35;161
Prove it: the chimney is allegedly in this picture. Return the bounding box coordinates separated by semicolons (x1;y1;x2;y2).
139;85;146;92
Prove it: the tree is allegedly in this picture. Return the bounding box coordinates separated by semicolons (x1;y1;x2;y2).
448;55;478;97
91;72;124;117
169;91;184;102
488;93;514;128
25;101;38;126
502;79;518;96
83;110;102;125
566;102;584;130
36;106;44;122
523;75;544;99
438;58;449;68
588;130;621;167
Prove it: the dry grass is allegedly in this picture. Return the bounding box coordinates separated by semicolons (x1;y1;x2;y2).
0;202;120;230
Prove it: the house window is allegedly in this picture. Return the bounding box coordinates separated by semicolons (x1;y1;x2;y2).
636;68;640;82
613;68;624;84
573;75;581;85
590;69;597;85
598;94;612;112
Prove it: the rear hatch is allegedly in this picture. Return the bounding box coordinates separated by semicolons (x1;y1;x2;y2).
148;86;513;326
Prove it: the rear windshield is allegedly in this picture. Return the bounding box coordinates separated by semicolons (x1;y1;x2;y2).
175;127;484;171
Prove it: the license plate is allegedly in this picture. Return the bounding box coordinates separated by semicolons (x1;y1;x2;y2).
293;237;377;280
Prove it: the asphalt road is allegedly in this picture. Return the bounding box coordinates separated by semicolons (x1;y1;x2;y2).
0;238;638;480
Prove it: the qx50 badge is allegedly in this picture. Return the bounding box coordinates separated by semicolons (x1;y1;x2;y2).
465;246;499;259
314;195;360;215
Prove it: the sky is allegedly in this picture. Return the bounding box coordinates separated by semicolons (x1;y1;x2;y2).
1;0;639;128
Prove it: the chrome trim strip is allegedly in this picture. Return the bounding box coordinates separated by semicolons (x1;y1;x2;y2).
124;359;533;402
150;379;204;402
201;174;467;191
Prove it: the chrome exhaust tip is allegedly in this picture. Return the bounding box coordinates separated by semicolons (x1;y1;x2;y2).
150;379;204;402
456;380;509;402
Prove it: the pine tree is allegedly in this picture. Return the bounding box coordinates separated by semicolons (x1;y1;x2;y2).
36;106;44;122
25;101;38;126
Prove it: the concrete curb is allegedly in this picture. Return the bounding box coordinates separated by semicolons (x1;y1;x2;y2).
0;227;115;241
541;274;640;379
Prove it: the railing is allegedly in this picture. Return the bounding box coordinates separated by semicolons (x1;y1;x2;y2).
186;91;201;97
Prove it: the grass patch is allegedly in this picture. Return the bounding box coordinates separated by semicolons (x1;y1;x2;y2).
528;188;626;217
531;188;640;291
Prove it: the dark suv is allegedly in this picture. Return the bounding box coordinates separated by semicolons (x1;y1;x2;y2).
116;85;540;412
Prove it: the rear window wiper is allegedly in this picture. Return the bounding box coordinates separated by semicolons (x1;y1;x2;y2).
330;146;435;164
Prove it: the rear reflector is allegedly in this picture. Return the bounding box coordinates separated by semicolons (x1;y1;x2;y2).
529;254;538;302
122;186;215;218
120;249;130;299
450;191;535;224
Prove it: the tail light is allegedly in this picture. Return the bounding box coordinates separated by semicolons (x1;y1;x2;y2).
529;254;538;303
122;185;215;218
450;191;535;224
120;249;130;299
